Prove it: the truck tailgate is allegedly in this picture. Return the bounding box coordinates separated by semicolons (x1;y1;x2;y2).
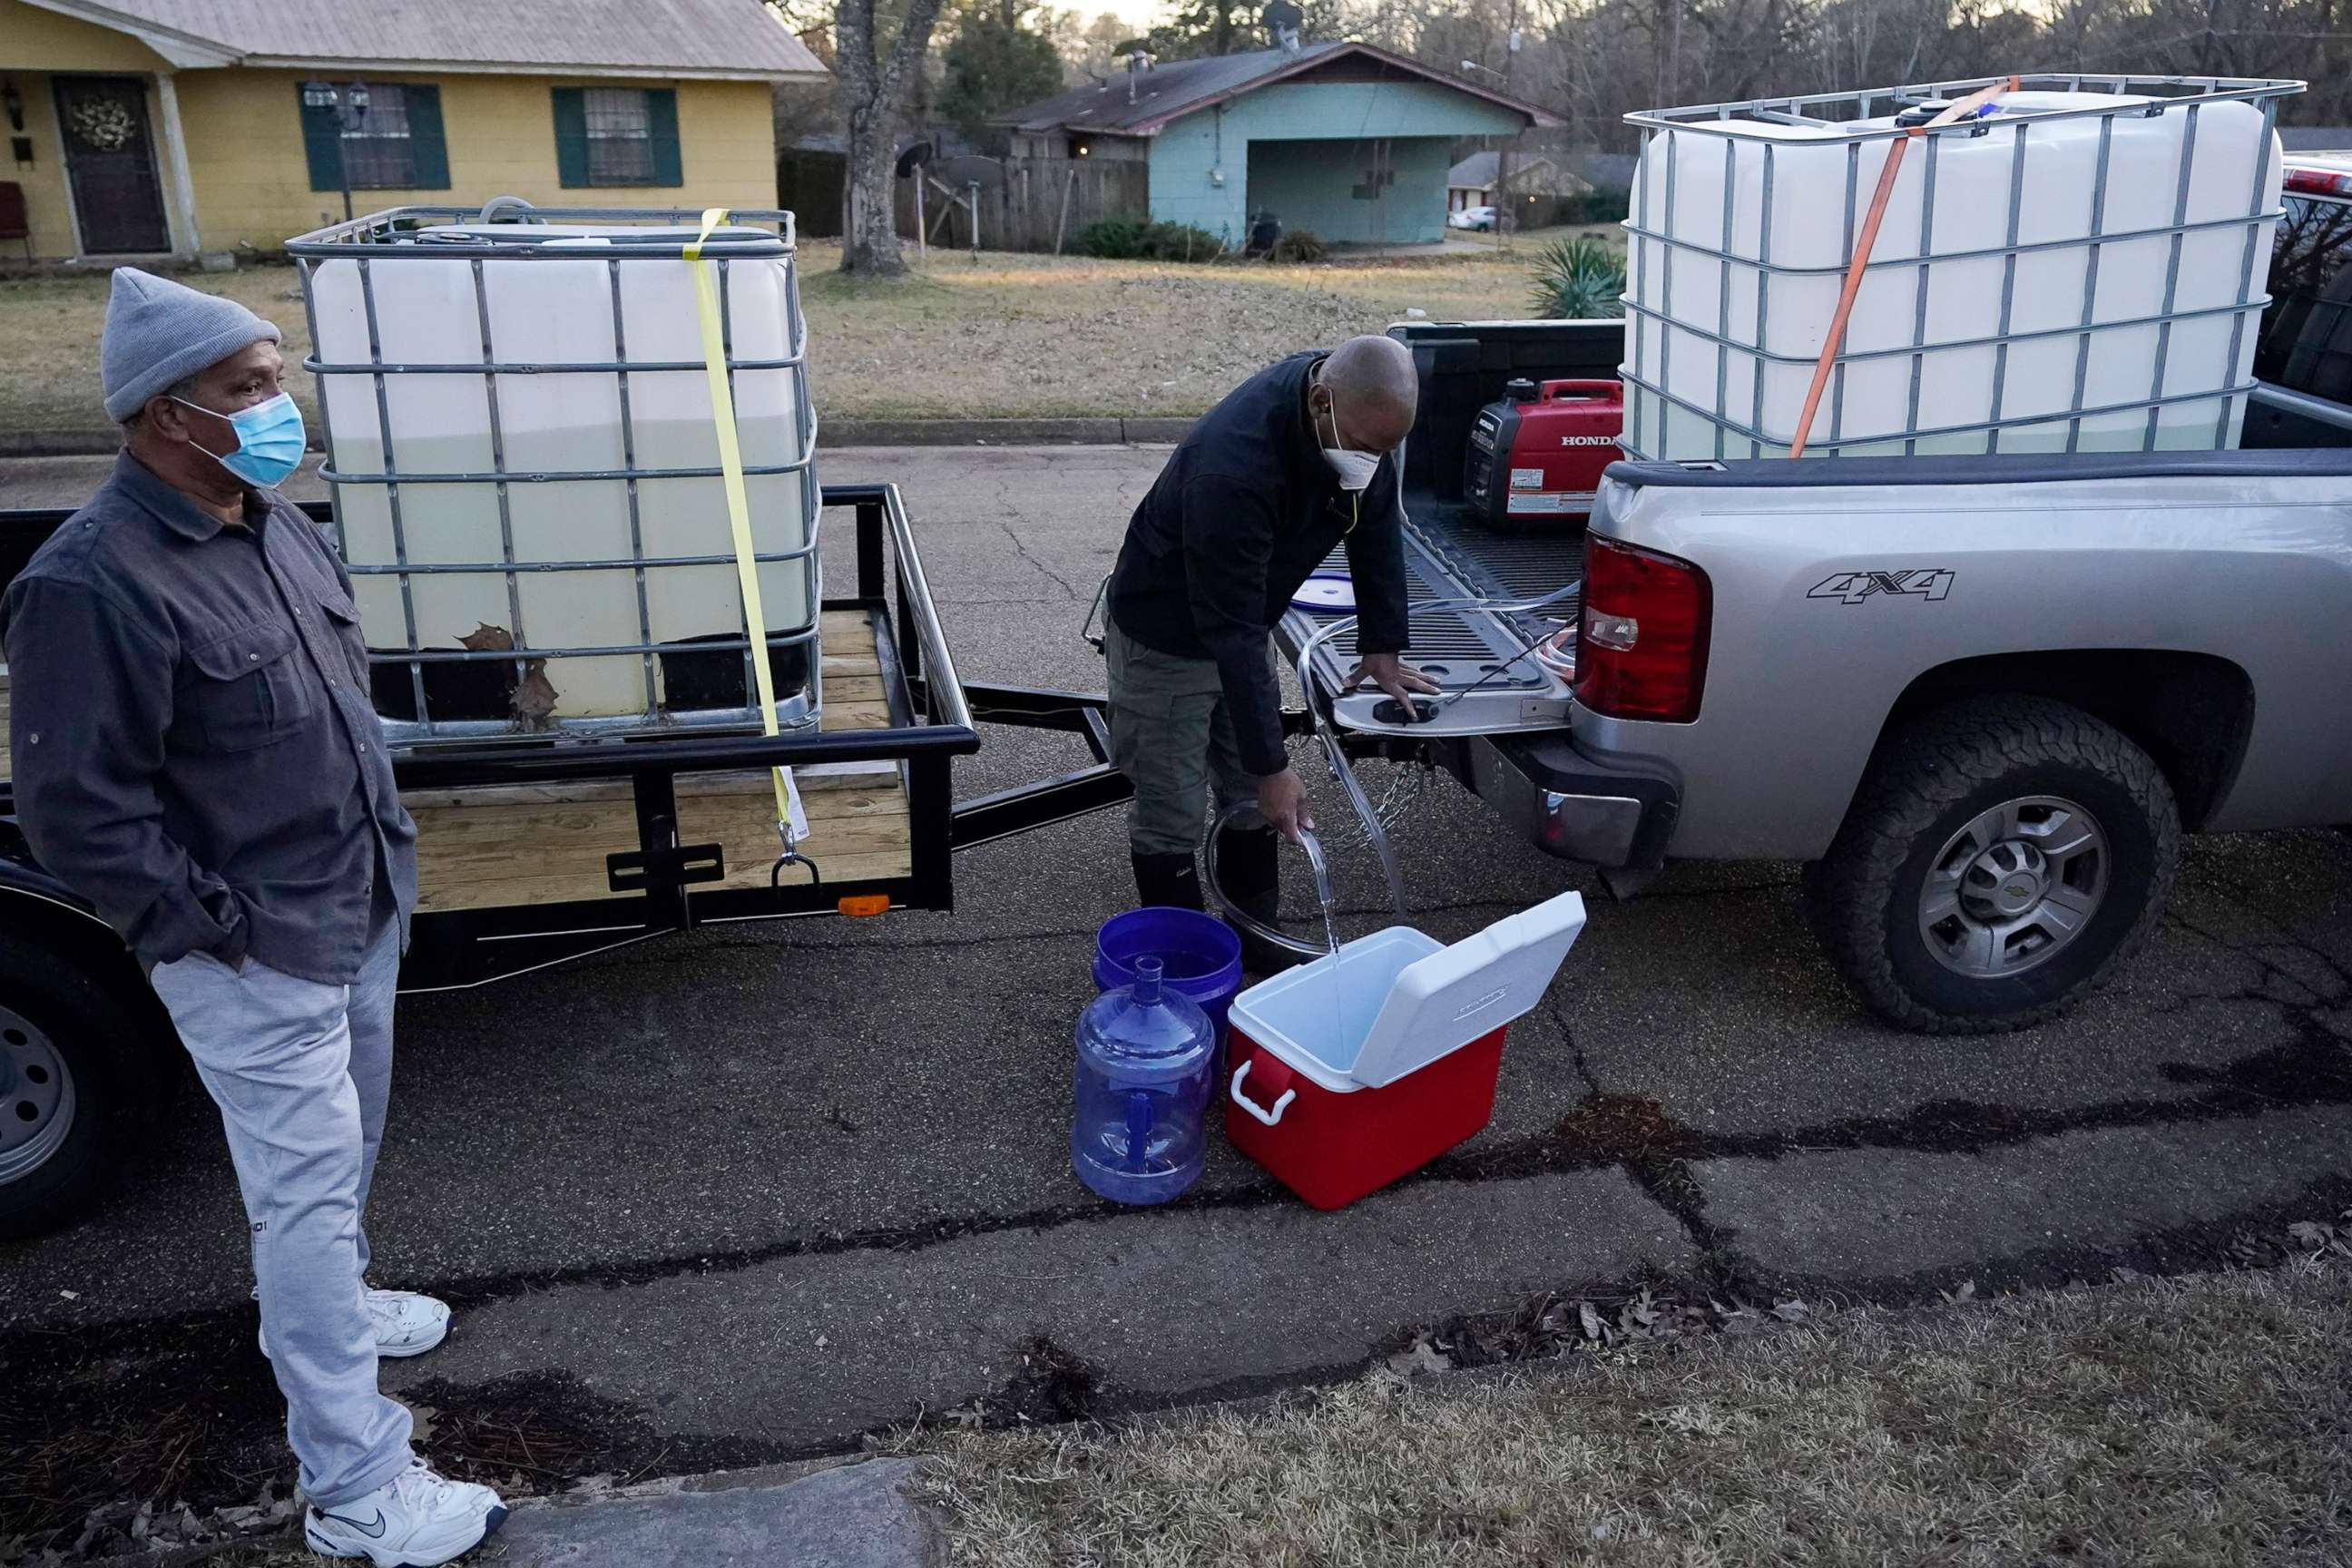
1276;497;1582;737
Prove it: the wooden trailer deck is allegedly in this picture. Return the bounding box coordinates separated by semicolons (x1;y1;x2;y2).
0;609;915;912
409;609;911;909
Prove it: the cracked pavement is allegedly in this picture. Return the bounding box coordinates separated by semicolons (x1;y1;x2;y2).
2;446;2348;1514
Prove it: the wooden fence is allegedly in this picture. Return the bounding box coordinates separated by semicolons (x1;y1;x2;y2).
897;156;1151;255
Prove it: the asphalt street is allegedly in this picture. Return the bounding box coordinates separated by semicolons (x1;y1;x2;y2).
2;447;2347;1523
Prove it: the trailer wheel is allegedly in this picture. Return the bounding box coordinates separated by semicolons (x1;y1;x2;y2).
0;931;166;1239
1809;696;2180;1034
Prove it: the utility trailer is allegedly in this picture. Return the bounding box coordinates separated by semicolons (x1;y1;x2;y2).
0;480;1140;1236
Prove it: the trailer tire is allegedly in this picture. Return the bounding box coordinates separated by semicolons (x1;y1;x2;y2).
0;932;166;1240
1809;696;2179;1034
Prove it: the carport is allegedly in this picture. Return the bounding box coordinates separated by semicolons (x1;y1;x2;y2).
1245;135;1457;246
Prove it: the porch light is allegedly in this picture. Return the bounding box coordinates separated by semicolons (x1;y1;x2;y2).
2;81;23;134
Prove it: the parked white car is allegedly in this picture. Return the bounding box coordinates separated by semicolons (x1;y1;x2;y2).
1448;205;1497;232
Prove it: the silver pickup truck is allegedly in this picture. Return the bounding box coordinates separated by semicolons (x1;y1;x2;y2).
1288;163;2352;1035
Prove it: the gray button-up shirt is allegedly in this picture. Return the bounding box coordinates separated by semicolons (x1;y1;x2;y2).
2;453;416;983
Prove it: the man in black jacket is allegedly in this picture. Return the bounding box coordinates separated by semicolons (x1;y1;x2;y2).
1104;335;1435;932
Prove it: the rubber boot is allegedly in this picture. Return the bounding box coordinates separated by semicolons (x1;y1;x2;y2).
1212;825;1299;975
1131;849;1204;912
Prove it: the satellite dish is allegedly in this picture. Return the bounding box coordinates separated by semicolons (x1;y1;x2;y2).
894;140;934;180
1261;0;1304;35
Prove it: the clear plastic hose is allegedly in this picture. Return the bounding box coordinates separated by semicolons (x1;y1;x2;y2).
1201;583;1586;959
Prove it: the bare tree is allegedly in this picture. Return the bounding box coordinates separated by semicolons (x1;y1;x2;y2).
836;0;950;276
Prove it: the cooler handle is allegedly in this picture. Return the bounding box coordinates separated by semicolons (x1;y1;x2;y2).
1230;1060;1297;1129
1538;378;1622;402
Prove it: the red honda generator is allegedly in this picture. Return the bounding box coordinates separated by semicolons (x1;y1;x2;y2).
1461;377;1624;533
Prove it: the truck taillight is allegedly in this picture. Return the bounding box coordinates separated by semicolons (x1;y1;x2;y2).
1574;534;1711;722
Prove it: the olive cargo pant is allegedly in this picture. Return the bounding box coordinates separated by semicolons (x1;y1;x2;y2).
1103;617;1269;857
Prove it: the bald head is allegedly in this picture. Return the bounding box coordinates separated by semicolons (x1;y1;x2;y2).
1311;335;1417;454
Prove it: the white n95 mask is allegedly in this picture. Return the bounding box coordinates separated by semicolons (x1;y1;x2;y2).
1318;388;1381;492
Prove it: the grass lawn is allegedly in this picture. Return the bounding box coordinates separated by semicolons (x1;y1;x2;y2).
0;229;1619;435
913;1260;2352;1567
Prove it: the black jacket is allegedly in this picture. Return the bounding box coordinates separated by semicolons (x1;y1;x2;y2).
1105;351;1411;776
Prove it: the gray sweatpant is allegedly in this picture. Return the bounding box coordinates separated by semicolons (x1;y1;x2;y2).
148;903;415;1509
1104;617;1269;856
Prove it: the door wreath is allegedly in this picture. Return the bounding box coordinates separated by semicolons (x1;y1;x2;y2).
67;98;139;153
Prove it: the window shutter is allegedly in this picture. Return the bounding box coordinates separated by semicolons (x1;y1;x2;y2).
552;87;590;188
407;84;449;189
646;89;682;188
299;90;344;192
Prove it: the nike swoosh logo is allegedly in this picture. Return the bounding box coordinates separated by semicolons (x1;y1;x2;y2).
321;1509;387;1538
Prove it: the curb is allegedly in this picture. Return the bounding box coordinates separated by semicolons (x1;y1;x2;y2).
0;416;1195;459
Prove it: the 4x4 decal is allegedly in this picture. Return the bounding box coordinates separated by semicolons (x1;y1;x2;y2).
1808;568;1955;605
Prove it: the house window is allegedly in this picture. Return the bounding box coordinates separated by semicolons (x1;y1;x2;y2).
553;86;682;188
299;83;448;192
584;88;653;183
339;84;415;187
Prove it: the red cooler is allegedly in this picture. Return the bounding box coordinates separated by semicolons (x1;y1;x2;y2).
1223;891;1588;1210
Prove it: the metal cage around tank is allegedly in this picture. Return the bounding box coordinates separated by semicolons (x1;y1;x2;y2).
285;201;820;746
1618;74;2307;460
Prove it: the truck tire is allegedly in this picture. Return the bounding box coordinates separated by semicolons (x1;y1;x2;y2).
0;932;167;1239
1809;696;2180;1034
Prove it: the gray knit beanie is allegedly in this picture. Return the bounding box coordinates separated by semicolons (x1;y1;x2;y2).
100;268;282;423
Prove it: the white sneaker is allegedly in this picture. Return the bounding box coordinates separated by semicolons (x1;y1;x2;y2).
260;1289;452;1360
306;1459;506;1566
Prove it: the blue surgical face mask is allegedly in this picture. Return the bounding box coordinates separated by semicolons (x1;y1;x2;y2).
173;391;306;490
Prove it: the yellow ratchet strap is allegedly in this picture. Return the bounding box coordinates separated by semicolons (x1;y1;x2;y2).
685;207;801;845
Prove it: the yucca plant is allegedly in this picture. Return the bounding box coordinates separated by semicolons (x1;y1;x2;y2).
1529;236;1627;320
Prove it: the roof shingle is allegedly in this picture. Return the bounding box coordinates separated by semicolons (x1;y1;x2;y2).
1001;42;1558;135
69;0;825;80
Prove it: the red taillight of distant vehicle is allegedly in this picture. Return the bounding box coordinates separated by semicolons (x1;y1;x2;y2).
1574;534;1712;722
2284;166;2352;198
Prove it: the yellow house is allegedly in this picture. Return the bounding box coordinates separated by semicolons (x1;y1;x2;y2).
1;0;827;262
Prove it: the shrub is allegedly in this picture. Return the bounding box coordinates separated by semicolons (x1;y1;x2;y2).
1268;229;1328;264
1079;214;1147;259
1079;215;1228;262
1552;188;1633;228
1529;235;1627;320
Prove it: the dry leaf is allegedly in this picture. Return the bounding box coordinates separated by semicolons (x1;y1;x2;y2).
1942;1279;1977;1303
1383;1337;1451;1377
1771;1298;1809;1322
1578;1301;1605;1342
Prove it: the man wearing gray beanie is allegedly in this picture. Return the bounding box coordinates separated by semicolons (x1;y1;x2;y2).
0;269;506;1568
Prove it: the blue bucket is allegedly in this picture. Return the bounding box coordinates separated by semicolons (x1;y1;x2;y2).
1093;907;1245;1060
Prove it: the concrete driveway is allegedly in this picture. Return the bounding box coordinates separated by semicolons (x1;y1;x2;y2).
2;447;2347;1516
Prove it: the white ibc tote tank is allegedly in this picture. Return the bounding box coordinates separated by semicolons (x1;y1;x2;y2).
293;204;816;737
1619;76;2300;460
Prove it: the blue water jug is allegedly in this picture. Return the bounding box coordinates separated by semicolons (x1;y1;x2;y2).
1071;956;1214;1205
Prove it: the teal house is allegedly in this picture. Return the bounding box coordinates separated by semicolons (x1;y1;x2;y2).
998;43;1559;248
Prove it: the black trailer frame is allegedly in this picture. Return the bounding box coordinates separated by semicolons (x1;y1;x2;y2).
0;483;1139;992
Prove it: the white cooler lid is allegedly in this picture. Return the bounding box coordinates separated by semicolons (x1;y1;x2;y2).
1352;890;1586;1087
1230;891;1587;1092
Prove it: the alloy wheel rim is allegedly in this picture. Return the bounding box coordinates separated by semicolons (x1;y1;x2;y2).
1917;795;2110;979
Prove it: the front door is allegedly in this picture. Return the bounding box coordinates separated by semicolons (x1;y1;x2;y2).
54;76;171;254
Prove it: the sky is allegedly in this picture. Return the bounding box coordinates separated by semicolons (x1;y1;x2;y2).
1076;0;1171;32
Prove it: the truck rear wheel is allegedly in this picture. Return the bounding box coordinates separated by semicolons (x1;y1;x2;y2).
0;931;167;1239
1809;696;2180;1034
